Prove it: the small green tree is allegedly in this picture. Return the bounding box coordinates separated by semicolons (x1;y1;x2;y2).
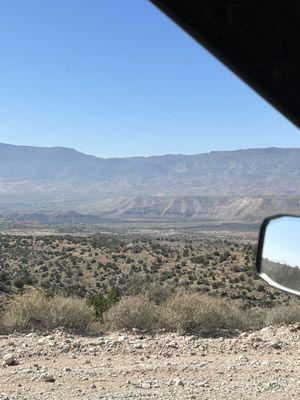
87;288;119;321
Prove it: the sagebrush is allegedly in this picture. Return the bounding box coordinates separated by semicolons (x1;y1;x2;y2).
2;288;300;336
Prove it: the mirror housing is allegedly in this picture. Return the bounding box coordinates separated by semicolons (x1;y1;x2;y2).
256;214;300;296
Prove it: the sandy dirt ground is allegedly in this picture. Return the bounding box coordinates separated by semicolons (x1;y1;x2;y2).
1;324;300;399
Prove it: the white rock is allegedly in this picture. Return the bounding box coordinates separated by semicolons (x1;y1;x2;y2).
141;382;151;389
174;379;184;387
3;354;18;366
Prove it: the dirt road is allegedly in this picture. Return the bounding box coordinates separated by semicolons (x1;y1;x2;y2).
1;324;300;399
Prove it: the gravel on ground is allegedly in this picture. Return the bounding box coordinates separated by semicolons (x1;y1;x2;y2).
1;324;300;399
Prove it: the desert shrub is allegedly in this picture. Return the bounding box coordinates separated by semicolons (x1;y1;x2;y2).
90;233;123;252
123;275;150;296
266;299;300;326
1;289;95;333
103;296;159;332
49;295;94;331
144;283;175;305
87;288;119;320
220;251;230;263
2;289;50;332
88;294;110;319
242;307;267;330
160;292;248;336
123;277;174;305
0;271;9;283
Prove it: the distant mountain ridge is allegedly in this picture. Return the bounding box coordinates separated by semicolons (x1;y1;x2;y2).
0;143;300;221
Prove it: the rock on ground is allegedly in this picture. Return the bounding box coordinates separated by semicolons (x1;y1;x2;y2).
1;324;300;399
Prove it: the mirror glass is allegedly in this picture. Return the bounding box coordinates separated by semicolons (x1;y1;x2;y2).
260;215;300;294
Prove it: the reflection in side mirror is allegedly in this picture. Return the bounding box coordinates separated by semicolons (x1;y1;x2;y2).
256;215;300;296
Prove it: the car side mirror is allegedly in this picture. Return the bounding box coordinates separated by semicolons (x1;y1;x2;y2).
256;215;300;296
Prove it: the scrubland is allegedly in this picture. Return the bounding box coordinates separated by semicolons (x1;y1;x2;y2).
1;232;300;399
0;232;298;336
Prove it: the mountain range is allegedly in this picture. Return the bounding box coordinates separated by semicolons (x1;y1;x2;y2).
0;143;299;222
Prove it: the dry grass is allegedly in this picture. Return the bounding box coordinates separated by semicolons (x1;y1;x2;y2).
2;289;300;336
49;295;94;331
103;292;253;336
266;298;300;326
103;296;160;332
159;292;249;336
1;289;95;333
2;289;50;332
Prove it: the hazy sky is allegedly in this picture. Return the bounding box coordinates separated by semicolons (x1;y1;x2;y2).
0;0;300;157
263;217;300;267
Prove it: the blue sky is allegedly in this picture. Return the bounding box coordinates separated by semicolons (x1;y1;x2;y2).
0;0;299;158
263;217;300;268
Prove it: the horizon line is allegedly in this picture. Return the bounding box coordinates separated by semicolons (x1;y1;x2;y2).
1;142;300;160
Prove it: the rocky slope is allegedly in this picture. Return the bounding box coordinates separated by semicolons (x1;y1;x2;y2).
1;324;299;399
89;195;300;221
